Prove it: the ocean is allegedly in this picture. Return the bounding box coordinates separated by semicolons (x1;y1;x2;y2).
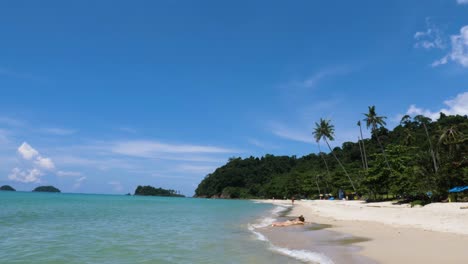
0;192;328;264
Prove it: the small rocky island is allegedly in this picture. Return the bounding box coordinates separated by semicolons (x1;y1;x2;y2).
33;186;61;193
0;185;16;191
134;185;184;197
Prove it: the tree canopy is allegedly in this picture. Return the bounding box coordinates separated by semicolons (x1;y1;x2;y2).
195;113;467;201
33;186;61;193
0;185;16;191
134;185;184;197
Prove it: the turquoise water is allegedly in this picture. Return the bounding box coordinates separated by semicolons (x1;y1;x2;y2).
0;192;302;264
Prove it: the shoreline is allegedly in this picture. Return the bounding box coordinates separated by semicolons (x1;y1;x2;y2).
254;199;468;264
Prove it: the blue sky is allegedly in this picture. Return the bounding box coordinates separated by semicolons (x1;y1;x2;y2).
1;0;467;195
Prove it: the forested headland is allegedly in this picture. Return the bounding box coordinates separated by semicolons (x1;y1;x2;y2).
195;111;467;202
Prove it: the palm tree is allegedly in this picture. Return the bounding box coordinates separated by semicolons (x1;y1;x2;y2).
438;125;464;157
358;136;366;169
357;121;368;169
314;174;321;196
316;141;331;190
414;115;438;173
363;106;391;170
313;118;356;192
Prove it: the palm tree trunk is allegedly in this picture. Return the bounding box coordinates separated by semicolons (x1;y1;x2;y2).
358;136;366;170
315;175;321;196
373;128;391;170
324;138;356;192
317;143;331;181
358;123;369;169
423;123;438;173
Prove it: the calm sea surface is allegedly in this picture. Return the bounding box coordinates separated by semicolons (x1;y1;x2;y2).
0;192;306;264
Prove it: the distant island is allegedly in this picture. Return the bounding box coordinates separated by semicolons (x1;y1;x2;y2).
33;186;61;193
0;185;16;191
134;185;184;197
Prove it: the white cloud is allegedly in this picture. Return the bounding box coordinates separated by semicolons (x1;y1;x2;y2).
35;156;55;170
457;0;468;4
18;142;39;160
432;25;468;67
17;142;55;170
405;92;468;120
414;19;445;50
8;168;43;183
111;140;239;158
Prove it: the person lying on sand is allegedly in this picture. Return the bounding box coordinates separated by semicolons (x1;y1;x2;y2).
271;215;305;227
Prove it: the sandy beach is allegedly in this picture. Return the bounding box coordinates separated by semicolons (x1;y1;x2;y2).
256;199;468;264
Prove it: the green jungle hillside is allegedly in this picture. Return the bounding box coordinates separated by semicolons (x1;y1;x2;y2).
195;111;467;202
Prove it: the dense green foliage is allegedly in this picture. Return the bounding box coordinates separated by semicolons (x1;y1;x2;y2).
134;185;185;197
33;186;61;193
195;113;467;201
0;185;16;191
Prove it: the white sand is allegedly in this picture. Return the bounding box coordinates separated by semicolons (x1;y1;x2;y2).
256;199;468;264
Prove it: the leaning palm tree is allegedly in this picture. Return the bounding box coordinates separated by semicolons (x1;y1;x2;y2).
316;141;331;190
414;115;438;173
357;121;368;170
363;106;391;170
313;118;356;192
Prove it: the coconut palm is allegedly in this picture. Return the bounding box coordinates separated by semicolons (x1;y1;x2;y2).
358;136;366;169
438;125;464;157
313;118;356;192
414;115;438;173
363;106;391;170
357;121;368;170
316;141;331;190
314;174;321;196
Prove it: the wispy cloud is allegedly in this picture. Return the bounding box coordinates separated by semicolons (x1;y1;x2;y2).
247;138;278;149
457;0;468;4
270;122;315;144
281;66;354;92
0;116;25;127
111;140;240;158
174;164;216;174
404;92;468;120
41;127;76;135
432;25;468;67
415;21;468;68
73;176;87;189
414;19;446;50
57;170;82;177
108;181;123;192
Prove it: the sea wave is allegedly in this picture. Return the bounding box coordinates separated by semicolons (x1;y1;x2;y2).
248;205;334;264
271;245;335;264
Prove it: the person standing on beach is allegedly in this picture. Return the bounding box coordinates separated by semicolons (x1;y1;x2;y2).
291;196;295;205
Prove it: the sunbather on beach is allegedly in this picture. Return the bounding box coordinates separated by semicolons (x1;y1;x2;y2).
271;215;305;227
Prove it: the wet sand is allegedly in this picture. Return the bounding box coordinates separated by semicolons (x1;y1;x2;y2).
255;199;468;264
258;221;376;264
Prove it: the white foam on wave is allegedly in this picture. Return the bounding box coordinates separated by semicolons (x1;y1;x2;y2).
271;245;335;264
247;205;334;264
